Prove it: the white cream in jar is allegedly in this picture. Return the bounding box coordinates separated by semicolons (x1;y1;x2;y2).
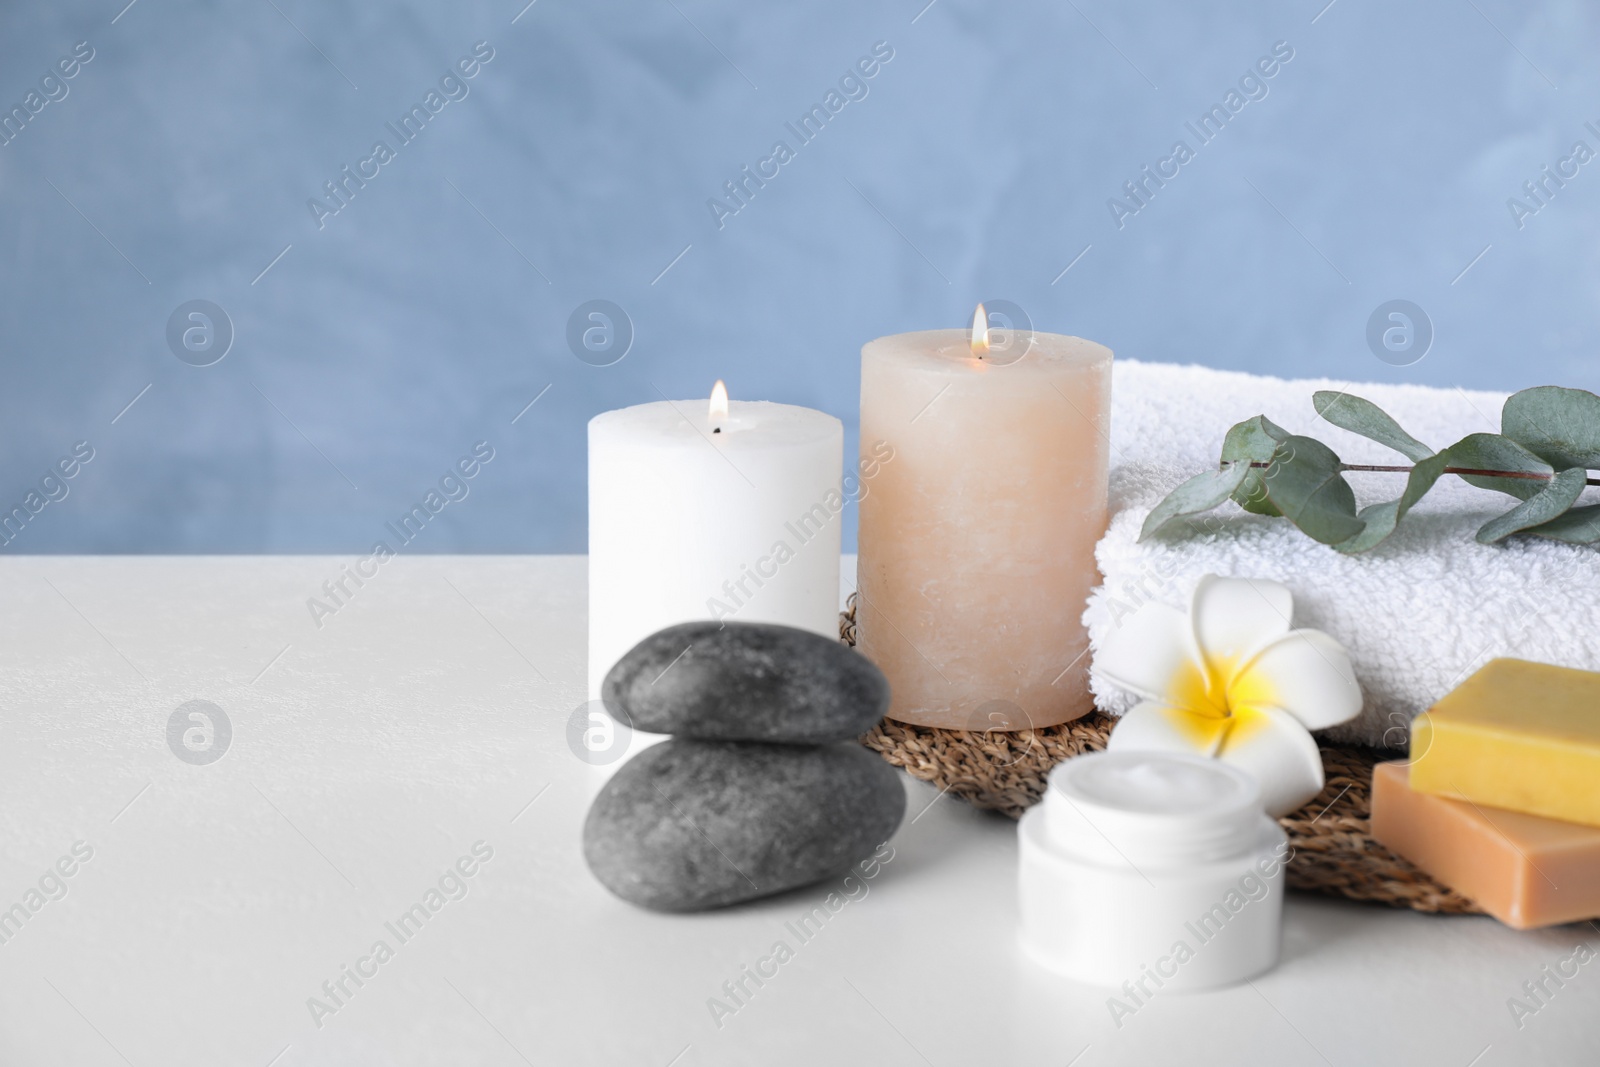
1018;751;1289;991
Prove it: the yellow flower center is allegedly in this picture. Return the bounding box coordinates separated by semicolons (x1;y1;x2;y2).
1162;652;1282;755
1169;654;1232;719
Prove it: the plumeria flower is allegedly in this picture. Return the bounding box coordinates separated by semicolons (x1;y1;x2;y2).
1095;575;1362;817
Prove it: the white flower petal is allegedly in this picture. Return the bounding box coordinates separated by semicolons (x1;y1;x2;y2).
1189;574;1293;673
1093;601;1206;707
1215;704;1325;817
1107;700;1229;758
1230;629;1363;731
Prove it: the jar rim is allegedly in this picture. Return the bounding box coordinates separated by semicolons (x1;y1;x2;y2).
1040;751;1266;867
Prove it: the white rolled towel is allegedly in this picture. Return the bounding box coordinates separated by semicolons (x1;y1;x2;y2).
1086;360;1600;747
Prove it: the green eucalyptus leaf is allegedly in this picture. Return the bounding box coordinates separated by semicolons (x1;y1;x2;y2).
1313;390;1434;462
1333;451;1451;554
1475;467;1589;544
1261;435;1366;545
1523;503;1600;544
1502;385;1600;471
1221;415;1290;517
1447;432;1552;501
1138;462;1251;541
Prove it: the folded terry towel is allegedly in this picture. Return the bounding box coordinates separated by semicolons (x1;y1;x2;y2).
1086;360;1600;747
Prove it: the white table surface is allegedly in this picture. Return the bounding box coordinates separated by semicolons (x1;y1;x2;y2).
0;555;1595;1067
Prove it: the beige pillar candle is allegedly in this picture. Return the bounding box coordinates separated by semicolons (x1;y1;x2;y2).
856;307;1112;730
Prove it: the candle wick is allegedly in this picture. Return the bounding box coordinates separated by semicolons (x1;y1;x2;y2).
712;427;722;434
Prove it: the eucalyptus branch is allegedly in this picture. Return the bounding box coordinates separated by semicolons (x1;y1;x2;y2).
1243;461;1600;487
1141;386;1600;552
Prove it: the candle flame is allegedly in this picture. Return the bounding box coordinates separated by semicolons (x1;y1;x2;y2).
709;379;729;425
969;303;990;358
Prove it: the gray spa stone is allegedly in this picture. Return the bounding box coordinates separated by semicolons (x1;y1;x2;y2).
602;621;890;743
583;739;905;911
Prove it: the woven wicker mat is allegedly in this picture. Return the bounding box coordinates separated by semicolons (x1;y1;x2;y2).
842;605;1480;914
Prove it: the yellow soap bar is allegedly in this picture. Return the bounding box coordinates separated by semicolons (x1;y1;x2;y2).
1372;761;1600;930
1410;658;1600;827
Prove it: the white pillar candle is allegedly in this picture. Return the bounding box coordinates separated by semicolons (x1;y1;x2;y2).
856;309;1112;730
588;383;843;700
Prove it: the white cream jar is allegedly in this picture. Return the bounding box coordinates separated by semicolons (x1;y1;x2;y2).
1018;751;1289;991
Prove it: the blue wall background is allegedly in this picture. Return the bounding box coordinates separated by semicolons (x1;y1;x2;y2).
2;0;1597;553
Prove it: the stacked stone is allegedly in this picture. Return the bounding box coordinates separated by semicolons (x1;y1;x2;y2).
583;620;905;911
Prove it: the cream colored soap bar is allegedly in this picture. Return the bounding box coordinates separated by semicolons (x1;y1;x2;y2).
1372;761;1600;930
1410;658;1600;827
